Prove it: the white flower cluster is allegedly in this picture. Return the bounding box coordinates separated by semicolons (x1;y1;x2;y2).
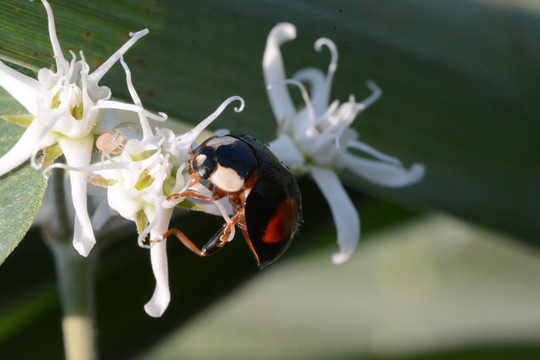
0;0;160;257
0;0;243;317
0;5;425;318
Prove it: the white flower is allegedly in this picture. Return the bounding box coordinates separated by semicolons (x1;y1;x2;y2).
263;23;425;264
0;0;157;256
85;57;245;317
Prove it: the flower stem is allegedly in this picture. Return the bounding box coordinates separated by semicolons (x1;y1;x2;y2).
50;242;98;360
43;167;98;360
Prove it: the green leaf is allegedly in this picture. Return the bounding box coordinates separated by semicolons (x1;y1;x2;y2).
0;286;57;343
0;0;536;247
0;88;47;265
0;2;538;359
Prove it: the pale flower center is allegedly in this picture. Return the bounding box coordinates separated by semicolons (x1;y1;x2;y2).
66;84;84;120
50;84;84;120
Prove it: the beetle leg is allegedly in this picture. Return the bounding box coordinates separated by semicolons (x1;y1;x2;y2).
167;174;228;202
162;229;208;257
179;188;227;201
167;173;202;201
163;212;241;257
200;212;241;255
199;224;229;255
163;226;228;257
220;211;241;242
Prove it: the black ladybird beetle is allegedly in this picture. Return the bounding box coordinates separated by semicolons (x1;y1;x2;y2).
165;135;302;268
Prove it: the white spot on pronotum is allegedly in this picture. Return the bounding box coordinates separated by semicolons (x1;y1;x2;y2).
210;165;245;192
194;154;207;167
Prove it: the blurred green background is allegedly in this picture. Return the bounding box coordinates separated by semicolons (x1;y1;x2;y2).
0;0;539;359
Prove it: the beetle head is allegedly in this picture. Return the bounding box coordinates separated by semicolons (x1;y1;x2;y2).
190;146;217;180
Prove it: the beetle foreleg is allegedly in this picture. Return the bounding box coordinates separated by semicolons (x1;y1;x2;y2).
177;188;226;201
167;180;228;202
167;174;202;201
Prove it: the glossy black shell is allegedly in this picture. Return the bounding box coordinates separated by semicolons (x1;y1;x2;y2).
235;135;302;268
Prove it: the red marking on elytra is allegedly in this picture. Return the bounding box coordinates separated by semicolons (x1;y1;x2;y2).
262;199;298;245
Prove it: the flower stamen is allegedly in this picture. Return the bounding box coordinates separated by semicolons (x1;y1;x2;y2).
281;79;317;123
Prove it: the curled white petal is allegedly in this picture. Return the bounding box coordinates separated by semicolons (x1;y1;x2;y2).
0;120;52;176
104;177;142;222
263;23;297;124
93;100;167;122
341;152;425;188
314;37;338;110
73;216;93;257
356;80;382;112
30;111;64;169
143;207;175;317
118;56;154;140
58;136;96;256
43;159;132;178
0;61;41;115
149;206;175;244
138;196;166;248
88;29;149;84
268;135;305;169
310;166;359;265
41;0;67;71
175;96;245;150
342;138;402;166
144;238;170;318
